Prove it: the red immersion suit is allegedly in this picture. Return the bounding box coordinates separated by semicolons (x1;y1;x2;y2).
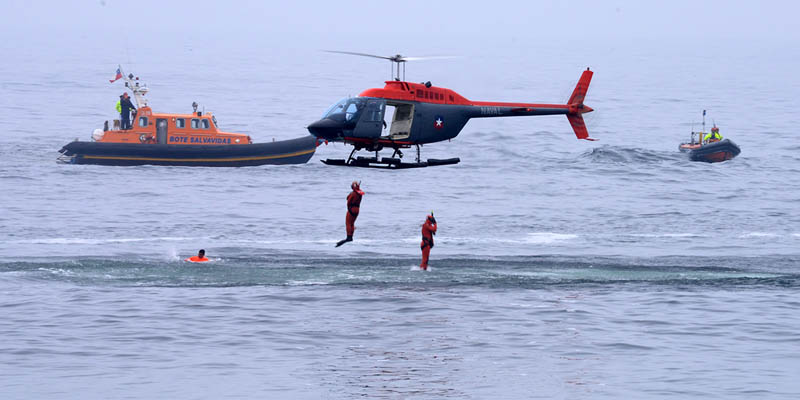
346;186;364;238
420;215;437;270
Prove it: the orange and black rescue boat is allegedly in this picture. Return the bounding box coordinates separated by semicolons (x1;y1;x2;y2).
678;113;740;163
679;137;740;163
58;68;318;167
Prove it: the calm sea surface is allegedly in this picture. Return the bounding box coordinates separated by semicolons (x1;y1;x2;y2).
1;33;799;399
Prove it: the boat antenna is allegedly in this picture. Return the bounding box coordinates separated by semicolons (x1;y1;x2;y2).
702;109;706;133
118;65;149;108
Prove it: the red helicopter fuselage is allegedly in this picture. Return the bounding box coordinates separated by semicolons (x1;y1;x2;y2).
308;68;593;151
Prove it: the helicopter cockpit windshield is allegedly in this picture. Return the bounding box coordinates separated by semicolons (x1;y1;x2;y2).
322;97;367;122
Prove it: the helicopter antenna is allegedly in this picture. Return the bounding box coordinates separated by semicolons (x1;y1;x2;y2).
323;50;457;81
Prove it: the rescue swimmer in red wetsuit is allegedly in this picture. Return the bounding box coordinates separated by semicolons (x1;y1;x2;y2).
336;181;364;247
185;249;210;262
420;212;437;270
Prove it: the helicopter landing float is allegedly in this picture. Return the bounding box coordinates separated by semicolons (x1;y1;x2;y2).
308;52;595;169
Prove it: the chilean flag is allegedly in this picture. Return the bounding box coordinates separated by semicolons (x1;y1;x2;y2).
109;66;122;83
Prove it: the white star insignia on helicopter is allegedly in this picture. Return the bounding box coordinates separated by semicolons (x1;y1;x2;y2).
435;118;443;128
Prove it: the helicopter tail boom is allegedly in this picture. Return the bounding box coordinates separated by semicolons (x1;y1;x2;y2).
469;68;595;140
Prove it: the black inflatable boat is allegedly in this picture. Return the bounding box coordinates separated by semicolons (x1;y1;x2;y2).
679;139;741;163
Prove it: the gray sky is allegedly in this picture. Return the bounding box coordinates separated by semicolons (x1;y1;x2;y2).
3;0;798;43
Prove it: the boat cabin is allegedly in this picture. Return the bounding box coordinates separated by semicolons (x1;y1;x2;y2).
97;106;252;146
95;70;251;146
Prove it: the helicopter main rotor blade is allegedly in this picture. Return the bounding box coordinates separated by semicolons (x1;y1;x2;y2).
323;50;394;61
398;56;459;61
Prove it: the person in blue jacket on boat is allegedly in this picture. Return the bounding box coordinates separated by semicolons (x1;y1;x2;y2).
119;93;136;130
704;126;722;143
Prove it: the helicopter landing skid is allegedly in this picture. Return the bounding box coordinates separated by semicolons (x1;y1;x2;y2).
322;144;460;169
321;157;460;169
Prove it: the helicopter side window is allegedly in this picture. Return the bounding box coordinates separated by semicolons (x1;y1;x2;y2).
344;98;367;121
176;118;185;128
394;106;411;121
345;103;358;121
363;100;385;122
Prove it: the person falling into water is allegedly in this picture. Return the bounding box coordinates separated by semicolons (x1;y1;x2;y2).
420;212;437;270
185;249;210;262
336;181;364;247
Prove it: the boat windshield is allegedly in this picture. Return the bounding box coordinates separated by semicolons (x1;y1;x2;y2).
322;97;367;121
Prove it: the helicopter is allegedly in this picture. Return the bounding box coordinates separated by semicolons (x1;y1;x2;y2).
307;51;595;169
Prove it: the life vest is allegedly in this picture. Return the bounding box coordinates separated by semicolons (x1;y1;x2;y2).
185;256;209;262
421;219;437;248
704;131;722;141
115;100;121;113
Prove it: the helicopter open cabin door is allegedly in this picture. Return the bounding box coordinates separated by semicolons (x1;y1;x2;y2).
388;103;414;140
351;98;385;139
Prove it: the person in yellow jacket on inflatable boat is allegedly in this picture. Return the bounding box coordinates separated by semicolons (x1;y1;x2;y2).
704;126;722;143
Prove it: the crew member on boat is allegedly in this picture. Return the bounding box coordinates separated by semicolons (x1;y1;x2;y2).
704;126;722;143
119;92;136;130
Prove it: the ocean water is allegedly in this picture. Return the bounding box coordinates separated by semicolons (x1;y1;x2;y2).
1;31;799;399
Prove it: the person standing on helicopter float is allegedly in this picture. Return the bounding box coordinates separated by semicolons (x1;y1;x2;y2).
336;181;364;247
420;212;437;270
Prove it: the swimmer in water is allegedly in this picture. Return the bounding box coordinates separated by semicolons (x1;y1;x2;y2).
185;249;210;262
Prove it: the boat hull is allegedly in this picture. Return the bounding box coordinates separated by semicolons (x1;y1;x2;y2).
59;135;317;167
679;139;741;163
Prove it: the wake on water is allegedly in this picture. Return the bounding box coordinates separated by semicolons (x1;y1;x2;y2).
2;254;796;289
578;145;681;164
